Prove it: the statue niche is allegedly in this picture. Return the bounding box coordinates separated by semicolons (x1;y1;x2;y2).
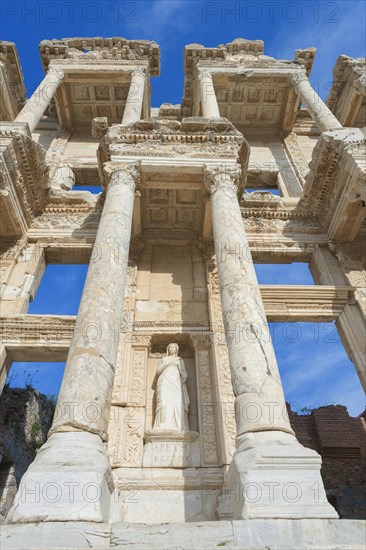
153;343;190;432
143;341;199;468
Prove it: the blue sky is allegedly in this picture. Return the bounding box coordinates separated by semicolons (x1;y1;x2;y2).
3;0;365;415
1;0;365;102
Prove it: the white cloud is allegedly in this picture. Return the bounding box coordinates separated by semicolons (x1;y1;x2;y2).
137;0;191;44
270;0;366;98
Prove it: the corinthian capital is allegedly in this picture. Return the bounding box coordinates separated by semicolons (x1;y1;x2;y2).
103;161;141;192
197;70;213;82
48;66;65;81
290;70;308;87
203;163;241;195
131;66;148;78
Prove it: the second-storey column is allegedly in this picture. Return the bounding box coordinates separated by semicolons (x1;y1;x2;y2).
198;71;220;118
290;71;342;132
122;67;146;126
15;67;64;133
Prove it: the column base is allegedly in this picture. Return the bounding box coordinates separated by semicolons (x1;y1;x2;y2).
217;431;338;520
7;432;114;524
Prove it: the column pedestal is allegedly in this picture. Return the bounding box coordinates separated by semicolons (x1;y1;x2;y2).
7;433;113;523
7;164;140;524
220;432;337;519
204;165;337;520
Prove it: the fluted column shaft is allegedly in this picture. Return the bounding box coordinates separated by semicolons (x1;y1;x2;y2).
199;71;220;118
204;165;293;439
50;163;140;441
291;72;342;132
15;67;64;133
122;68;146;126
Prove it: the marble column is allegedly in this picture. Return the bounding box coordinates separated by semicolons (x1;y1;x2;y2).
204;164;338;520
291;71;342;132
15;67;64;133
198;71;220;118
8;163;141;524
50;163;140;440
204;164;292;437
122;67;146;126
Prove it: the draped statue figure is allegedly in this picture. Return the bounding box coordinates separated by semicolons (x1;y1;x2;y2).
153;343;190;432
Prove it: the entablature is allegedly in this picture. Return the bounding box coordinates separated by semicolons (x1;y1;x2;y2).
0;284;355;359
0;122;47;237
39;37;160;76
302;127;366;241
34;38;160;131
0;41;26;121
183;38;316;133
327;55;366;127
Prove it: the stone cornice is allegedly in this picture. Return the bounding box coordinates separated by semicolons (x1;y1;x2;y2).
99;118;250;180
39;37;160;76
326;55;366;114
0;124;47;235
0;41;26;114
302;127;366;240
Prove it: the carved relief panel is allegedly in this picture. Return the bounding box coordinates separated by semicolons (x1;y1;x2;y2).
206;256;236;463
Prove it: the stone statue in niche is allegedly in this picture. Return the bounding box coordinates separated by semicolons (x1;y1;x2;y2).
153;343;190;432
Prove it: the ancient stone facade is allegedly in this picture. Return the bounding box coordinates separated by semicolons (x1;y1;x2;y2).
288;405;366;519
0;37;365;548
0;387;54;521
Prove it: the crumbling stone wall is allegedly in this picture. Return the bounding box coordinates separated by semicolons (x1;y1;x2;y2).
289;405;366;519
0;388;54;521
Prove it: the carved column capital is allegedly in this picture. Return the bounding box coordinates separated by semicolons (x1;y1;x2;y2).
103;161;141;192
203;163;241;195
289;70;308;87
131;66;148;78
190;333;212;349
197;69;213;82
48;66;65;81
130;333;152;347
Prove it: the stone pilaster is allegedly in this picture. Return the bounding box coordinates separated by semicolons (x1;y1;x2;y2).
15;67;64;133
191;335;219;467
204;163;338;520
290;71;342;132
198;71;220;118
122;68;146;126
8;163;141;524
